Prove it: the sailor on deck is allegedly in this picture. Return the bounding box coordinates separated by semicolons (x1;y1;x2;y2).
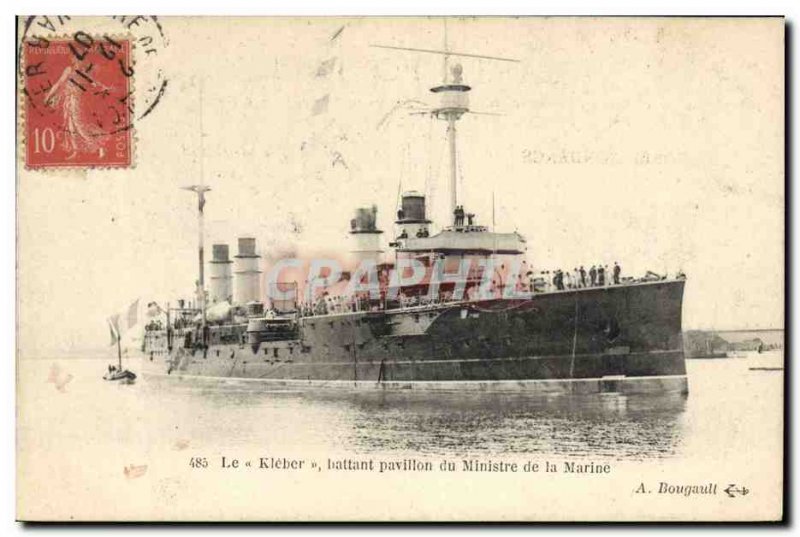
454;205;465;227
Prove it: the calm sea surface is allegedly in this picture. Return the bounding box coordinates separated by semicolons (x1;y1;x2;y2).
19;351;784;462
17;351;785;521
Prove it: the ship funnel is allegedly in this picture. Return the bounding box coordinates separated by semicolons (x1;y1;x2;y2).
394;191;432;243
400;191;427;221
233;237;262;305
209;243;233;303
349;205;383;265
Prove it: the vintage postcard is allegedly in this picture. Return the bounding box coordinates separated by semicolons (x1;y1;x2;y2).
15;16;785;522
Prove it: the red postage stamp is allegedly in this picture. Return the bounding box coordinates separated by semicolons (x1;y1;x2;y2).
22;35;133;169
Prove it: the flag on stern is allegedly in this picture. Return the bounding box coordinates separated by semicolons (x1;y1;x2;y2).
107;299;140;345
126;298;140;329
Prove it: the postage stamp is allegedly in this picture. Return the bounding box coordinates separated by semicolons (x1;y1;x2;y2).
21;35;133;168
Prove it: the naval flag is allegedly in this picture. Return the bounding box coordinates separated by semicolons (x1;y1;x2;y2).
107;299;140;346
126;298;140;330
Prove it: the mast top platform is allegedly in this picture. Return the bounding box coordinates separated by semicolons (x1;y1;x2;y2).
431;64;471;119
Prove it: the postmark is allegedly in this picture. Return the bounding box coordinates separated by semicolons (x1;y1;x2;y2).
18;16;169;170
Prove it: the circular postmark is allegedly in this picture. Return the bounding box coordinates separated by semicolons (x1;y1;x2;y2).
18;16;169;168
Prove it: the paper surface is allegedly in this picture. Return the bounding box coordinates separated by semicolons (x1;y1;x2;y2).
16;16;784;522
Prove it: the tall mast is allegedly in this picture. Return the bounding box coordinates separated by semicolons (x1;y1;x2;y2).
117;332;122;369
432;64;470;222
182;81;210;344
183;185;211;338
447;116;458;216
370;23;519;225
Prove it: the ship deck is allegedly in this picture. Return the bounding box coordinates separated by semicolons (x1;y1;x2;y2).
299;277;686;320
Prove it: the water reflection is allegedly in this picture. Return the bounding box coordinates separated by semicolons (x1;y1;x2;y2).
143;376;687;460
321;390;687;459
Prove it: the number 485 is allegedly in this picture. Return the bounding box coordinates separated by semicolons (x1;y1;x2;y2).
189;457;208;469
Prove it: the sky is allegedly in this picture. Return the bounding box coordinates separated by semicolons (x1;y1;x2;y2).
16;17;784;356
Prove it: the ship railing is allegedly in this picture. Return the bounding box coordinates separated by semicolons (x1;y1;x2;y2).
295;292;462;319
291;274;685;318
531;273;685;294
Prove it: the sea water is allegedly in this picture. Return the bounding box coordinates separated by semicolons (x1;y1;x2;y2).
16;351;784;520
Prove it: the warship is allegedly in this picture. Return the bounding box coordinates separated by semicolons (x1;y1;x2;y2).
140;43;688;394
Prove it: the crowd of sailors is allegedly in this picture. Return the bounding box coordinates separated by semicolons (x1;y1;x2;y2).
295;262;628;317
145;316;193;332
145;319;165;331
541;263;623;292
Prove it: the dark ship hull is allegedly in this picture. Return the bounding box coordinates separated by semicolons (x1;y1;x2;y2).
142;279;687;394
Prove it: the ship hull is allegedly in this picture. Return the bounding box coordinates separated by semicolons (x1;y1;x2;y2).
142;279;688;394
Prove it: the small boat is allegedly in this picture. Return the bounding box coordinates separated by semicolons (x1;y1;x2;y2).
104;316;137;383
103;367;137;383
